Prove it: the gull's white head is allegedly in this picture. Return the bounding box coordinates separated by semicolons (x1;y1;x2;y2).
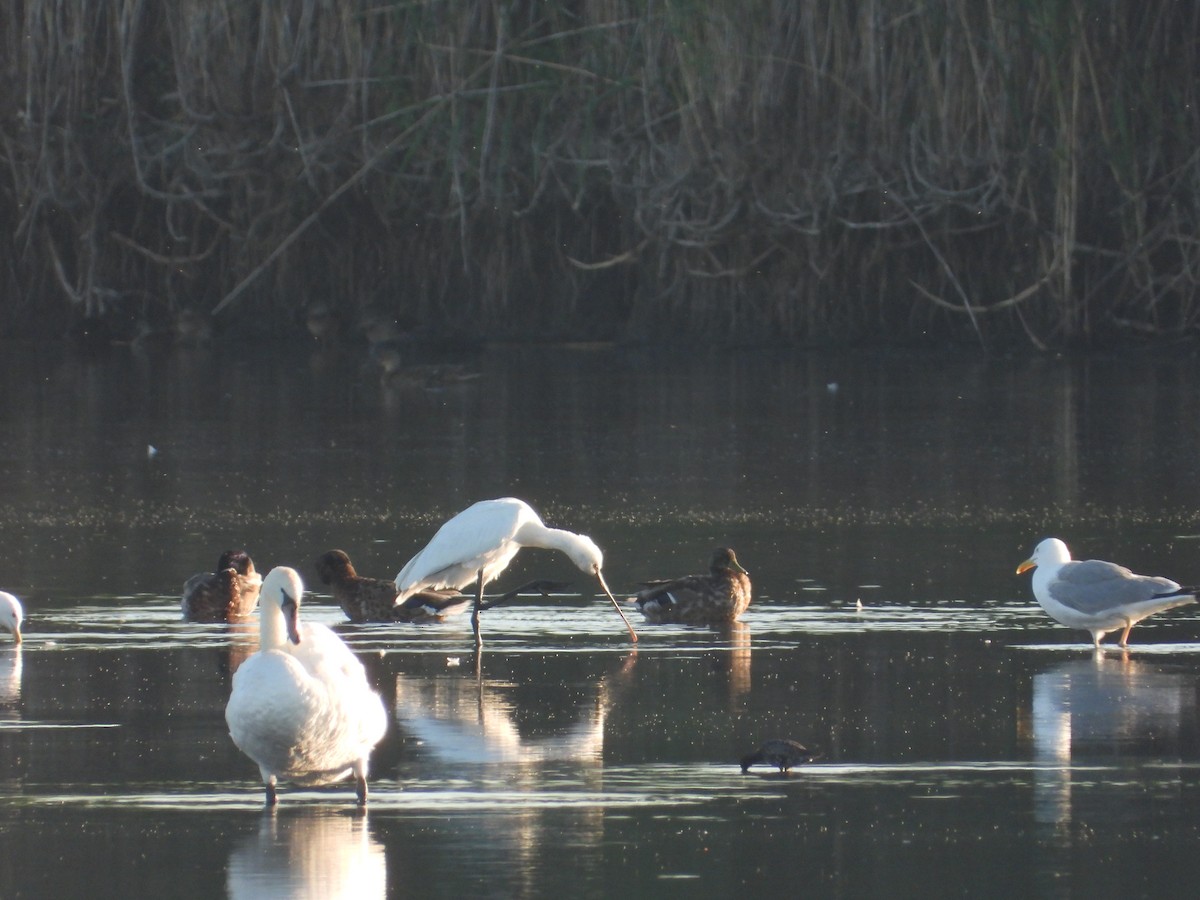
0;592;22;644
1016;538;1072;575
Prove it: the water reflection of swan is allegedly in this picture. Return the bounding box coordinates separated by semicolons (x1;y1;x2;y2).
0;647;21;721
1030;655;1194;829
225;811;386;899
395;673;607;764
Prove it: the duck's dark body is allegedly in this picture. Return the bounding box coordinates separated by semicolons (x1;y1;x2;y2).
316;549;472;623
740;739;818;774
182;550;262;622
633;548;752;624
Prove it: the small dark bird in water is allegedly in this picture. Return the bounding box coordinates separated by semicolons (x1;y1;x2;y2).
315;549;407;623
304;302;339;345
182;550;262;622
393;588;474;623
740;739;818;775
632;547;752;624
315;549;562;623
396;579;573;622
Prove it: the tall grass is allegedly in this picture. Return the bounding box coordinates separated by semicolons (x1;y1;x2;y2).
1;0;1197;347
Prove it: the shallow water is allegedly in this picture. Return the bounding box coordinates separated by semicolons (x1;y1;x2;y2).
2;341;1200;897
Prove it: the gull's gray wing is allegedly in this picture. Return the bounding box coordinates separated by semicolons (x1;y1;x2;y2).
1049;559;1182;615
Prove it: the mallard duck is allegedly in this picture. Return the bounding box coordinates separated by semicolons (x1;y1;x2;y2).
393;589;473;623
315;549;478;623
182;550;262;622
0;592;22;643
225;566;388;806
1017;538;1198;648
632;548;752;625
315;550;402;623
740;739;818;774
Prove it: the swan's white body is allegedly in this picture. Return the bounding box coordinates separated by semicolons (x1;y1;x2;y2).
0;592;22;644
394;497;636;644
225;567;387;805
1017;538;1196;648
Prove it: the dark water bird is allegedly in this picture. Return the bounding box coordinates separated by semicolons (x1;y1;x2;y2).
316;549;569;624
182;550;262;622
395;579;572;622
0;592;22;643
315;549;404;623
370;340;480;390
172;306;213;345
394;497;638;647
740;739;818;775
632;548;752;625
1017;537;1198;648
225;567;388;807
392;589;472;623
304;302;339;345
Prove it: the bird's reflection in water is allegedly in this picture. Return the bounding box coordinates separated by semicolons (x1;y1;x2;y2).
222;620;259;677
394;655;635;895
225;809;386;900
1030;654;1194;835
0;647;21;720
395;664;620;766
719;621;751;702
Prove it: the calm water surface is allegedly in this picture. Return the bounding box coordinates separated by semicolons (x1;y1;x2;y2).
2;341;1200;898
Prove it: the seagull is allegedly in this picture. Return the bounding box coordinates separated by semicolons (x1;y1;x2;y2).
225;567;388;806
0;592;22;644
1016;537;1198;648
631;547;752;624
740;739;819;775
395;497;637;647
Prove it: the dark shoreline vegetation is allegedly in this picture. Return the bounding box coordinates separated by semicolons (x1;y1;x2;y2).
2;2;1198;349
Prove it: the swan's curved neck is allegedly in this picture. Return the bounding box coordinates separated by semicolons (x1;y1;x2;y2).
260;597;291;650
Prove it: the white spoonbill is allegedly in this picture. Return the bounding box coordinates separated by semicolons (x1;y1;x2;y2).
1016;538;1197;649
395;497;637;647
225;566;388;806
0;592;21;644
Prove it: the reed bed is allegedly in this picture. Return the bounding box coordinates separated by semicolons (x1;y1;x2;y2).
1;0;1197;347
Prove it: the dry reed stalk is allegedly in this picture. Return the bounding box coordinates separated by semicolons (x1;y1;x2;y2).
0;1;1198;346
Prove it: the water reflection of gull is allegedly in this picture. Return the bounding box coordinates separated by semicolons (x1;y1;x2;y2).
395;673;607;764
225;811;386;899
1030;655;1193;829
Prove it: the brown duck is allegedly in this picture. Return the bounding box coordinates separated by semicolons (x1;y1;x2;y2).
316;549;415;623
315;549;564;623
740;739;818;775
182;549;262;622
632;548;752;624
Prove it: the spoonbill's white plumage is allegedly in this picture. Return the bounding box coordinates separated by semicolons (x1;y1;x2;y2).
225;566;387;806
0;592;21;644
394;497;637;646
1016;538;1197;649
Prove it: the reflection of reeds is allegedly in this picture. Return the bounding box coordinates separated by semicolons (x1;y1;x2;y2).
4;3;1198;346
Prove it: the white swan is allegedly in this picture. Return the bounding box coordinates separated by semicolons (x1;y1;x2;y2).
225;567;388;806
0;592;22;644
